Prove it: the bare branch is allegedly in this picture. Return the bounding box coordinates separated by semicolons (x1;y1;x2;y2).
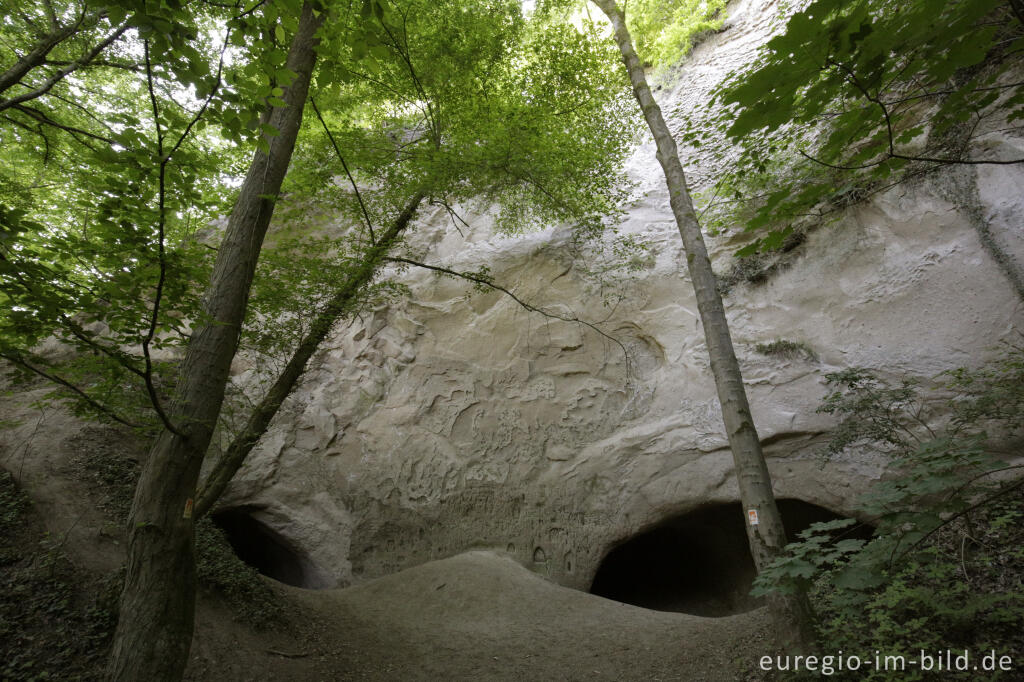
310;96;376;243
387;256;631;365
0;351;146;429
429;197;471;237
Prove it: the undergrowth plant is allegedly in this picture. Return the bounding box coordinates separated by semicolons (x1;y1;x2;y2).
754;339;816;362
753;345;1024;679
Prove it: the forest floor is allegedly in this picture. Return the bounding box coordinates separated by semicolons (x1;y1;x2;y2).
1;390;775;681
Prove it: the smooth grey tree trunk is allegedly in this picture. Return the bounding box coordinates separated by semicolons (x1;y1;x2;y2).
591;0;814;652
106;4;324;680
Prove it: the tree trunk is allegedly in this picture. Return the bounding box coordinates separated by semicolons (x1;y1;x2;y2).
193;191;425;519
590;0;814;652
105;4;324;680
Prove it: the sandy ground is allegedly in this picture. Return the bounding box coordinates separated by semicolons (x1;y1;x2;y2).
187;550;773;681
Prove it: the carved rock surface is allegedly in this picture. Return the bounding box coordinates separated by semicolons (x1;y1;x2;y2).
220;0;1024;591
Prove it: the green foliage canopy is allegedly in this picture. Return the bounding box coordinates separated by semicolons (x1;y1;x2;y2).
753;349;1024;675
0;0;637;437
688;0;1024;256
624;0;726;68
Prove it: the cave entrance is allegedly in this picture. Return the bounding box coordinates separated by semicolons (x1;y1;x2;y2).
589;499;870;617
211;507;323;589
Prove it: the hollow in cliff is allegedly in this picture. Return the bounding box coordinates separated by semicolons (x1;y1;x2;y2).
589;499;871;617
211;507;324;589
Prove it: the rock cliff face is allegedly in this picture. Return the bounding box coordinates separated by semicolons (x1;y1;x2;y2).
215;0;1024;600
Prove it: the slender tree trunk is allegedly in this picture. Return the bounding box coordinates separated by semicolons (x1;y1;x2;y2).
591;0;814;651
193;191;425;519
105;4;324;680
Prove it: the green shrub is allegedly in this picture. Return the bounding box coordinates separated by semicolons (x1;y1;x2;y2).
716;227;808;294
812;494;1024;681
753;347;1024;678
754;339;816;361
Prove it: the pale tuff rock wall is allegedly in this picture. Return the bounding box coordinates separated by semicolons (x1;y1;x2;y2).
218;0;1024;591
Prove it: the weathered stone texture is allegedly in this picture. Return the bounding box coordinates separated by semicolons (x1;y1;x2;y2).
218;0;1024;590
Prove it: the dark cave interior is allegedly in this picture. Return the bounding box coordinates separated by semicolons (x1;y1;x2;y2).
589;499;872;617
211;507;322;589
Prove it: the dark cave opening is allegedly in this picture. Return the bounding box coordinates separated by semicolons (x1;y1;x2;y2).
589;499;872;617
211;507;322;589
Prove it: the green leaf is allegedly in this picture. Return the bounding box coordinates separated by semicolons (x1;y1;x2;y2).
735;241;760;258
833;564;886;590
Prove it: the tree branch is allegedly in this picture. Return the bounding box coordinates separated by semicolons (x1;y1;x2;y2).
894;475;1024;565
429;197;471;237
140;40;186;439
310;96;376;243
0;20;129;113
193;192;426;518
164;28;231;163
377;15;440;145
10;103;112;145
826;58;1024;167
797;148;886;171
0;18;82;97
1009;0;1024;27
0;351;145;429
386;256;631;364
42;58;143;73
0;249;151;381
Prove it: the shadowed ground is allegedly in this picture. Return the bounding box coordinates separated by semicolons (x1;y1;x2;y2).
188;550;773;681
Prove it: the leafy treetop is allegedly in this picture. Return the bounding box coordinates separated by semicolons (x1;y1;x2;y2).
686;0;1024;256
0;0;638;434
